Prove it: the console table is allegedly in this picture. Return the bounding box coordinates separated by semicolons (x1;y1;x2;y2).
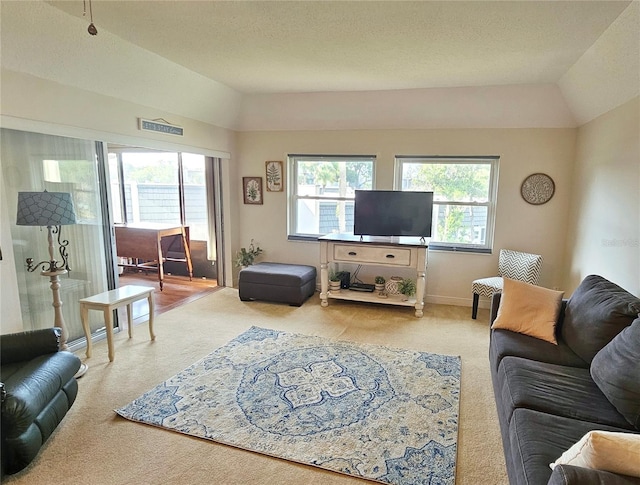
318;233;428;317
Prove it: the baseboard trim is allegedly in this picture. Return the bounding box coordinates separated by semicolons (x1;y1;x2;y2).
425;294;491;309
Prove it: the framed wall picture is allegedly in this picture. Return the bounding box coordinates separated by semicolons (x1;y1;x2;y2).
243;177;263;204
265;160;284;192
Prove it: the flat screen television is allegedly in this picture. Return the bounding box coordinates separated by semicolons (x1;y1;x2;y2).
353;190;434;238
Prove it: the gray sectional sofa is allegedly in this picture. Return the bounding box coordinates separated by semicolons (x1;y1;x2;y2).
489;275;640;485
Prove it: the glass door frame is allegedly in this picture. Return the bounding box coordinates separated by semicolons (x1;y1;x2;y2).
106;146;220;280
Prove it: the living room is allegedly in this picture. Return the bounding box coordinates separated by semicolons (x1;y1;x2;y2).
0;2;638;484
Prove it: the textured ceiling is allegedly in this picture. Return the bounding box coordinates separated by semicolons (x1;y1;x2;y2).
48;0;632;94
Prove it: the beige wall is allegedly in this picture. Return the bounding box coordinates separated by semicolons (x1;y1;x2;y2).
564;96;640;295
236;128;577;306
1;69;235;158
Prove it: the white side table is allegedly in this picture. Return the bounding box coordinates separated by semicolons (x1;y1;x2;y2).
79;285;155;362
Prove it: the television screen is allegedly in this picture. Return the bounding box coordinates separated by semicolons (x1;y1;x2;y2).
353;190;433;237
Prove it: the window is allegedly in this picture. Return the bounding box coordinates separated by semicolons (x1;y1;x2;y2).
289;155;375;239
108;149;209;241
120;151;181;224
395;156;499;252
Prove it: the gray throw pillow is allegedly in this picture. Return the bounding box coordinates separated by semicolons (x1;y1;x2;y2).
591;318;640;430
562;275;640;363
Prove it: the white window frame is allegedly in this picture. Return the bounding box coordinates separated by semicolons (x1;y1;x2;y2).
288;154;376;240
394;156;499;252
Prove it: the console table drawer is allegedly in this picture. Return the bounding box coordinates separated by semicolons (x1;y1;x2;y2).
333;244;412;266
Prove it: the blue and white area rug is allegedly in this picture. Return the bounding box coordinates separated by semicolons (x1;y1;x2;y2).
116;326;460;485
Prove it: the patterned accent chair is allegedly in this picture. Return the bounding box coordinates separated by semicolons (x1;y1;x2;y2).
471;249;543;319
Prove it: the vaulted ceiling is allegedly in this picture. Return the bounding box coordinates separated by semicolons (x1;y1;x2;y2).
2;1;639;130
47;0;629;94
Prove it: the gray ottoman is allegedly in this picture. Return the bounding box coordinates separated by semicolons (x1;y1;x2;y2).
238;262;317;306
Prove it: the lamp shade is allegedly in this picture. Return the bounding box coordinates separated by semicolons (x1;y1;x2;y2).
16;191;77;226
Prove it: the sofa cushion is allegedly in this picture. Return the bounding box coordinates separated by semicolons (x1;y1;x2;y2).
489;328;587;373
498;357;631;429
550;430;640;478
508;408;635;485
591;318;640;430
562;275;640;363
492;278;564;344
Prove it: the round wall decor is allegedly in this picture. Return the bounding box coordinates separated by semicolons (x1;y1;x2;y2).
520;173;555;205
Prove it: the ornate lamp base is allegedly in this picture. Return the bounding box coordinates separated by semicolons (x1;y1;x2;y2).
41;269;70;349
75;363;88;378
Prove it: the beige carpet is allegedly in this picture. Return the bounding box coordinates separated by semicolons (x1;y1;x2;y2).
4;288;507;485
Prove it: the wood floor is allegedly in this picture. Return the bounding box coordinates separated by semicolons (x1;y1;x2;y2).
117;270;219;325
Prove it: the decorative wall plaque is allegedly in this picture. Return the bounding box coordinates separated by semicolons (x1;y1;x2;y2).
138;118;184;136
521;173;555;205
265;161;283;192
243;177;263;205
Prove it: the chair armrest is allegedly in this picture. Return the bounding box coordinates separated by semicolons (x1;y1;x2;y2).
548;464;640;485
0;328;61;365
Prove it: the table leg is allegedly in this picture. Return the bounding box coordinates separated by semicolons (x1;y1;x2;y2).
80;303;92;359
156;234;165;291
181;229;193;281
319;262;329;307
127;303;133;338
104;308;115;362
414;269;426;318
147;291;156;341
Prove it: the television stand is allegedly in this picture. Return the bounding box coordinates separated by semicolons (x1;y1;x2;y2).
318;233;428;317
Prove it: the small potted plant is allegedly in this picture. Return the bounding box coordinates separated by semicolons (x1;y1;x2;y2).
235;239;263;268
374;276;386;293
329;269;342;292
398;278;416;301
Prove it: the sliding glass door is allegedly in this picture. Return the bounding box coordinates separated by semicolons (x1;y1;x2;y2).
108;147;216;279
3;131;224;344
2;128;112;343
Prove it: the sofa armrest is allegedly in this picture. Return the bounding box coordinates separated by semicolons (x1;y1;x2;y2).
548;464;640;485
0;328;61;365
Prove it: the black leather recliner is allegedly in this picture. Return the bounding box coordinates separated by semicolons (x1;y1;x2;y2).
1;327;81;477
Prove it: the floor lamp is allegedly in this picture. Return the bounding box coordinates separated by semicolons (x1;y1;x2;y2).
16;190;86;375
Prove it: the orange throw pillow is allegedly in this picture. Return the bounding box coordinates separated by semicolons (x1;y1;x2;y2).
492;278;564;344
